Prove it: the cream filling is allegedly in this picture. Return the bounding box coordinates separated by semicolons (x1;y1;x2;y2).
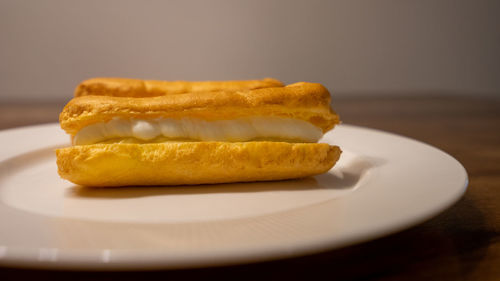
73;117;323;145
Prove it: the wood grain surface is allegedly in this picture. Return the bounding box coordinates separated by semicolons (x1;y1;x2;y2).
0;96;498;281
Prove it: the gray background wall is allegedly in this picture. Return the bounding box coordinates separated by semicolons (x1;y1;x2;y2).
1;0;499;102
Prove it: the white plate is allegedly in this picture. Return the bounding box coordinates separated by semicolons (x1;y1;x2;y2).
0;123;467;270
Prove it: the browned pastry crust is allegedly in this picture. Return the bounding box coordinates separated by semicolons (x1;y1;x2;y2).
60;82;340;135
56;142;341;187
74;77;284;97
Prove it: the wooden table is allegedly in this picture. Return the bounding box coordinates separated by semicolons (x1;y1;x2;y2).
1;96;499;280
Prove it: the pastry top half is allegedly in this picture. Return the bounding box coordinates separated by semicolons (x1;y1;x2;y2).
74;77;284;97
60;82;340;146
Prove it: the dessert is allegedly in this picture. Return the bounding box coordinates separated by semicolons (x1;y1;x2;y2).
56;79;341;186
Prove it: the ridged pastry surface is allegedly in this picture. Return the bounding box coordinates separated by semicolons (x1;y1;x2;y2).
56;142;341;187
75;77;284;97
60;82;339;135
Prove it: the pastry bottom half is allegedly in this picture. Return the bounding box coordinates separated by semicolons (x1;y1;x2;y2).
56;141;341;187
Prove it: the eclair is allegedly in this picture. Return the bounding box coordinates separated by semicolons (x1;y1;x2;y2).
56;81;341;186
75;77;284;97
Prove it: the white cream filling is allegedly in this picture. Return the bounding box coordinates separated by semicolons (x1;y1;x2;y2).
73;117;323;145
